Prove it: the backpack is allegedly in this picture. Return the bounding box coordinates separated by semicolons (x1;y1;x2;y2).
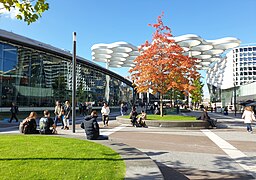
39;117;48;134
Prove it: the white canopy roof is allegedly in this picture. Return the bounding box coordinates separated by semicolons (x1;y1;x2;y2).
91;34;240;71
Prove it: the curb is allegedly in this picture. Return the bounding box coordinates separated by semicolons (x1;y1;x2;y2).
116;116;209;129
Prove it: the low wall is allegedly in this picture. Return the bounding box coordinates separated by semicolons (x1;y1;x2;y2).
116;116;209;129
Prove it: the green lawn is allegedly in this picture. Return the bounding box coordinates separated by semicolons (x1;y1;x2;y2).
0;135;125;180
123;114;197;121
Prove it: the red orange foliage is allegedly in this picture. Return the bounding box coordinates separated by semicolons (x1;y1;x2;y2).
129;13;199;95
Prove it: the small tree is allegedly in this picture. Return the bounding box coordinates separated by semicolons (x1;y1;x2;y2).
129;13;200;116
77;81;86;103
190;77;204;109
1;0;49;24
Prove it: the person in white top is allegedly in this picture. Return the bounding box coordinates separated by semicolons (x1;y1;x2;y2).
242;106;255;133
101;103;110;126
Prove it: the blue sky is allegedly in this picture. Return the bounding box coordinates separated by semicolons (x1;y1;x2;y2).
1;0;256;97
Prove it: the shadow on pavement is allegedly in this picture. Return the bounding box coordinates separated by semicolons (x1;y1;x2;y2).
156;161;189;180
154;157;255;180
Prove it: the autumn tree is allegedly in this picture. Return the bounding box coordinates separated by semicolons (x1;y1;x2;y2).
0;0;49;24
129;13;200;116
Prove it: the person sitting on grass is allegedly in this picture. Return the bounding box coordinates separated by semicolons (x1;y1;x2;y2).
136;110;147;127
19;111;39;134
39;110;57;134
81;111;108;140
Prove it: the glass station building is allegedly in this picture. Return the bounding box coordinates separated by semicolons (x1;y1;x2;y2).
0;29;133;108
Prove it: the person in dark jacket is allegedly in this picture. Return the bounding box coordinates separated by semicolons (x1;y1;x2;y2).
9;102;19;123
197;108;217;128
80;111;108;140
130;106;138;126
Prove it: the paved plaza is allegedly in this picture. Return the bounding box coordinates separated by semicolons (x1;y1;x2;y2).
0;111;256;179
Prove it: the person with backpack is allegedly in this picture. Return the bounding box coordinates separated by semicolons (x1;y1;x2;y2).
9;102;19;123
39;110;56;134
19;112;38;134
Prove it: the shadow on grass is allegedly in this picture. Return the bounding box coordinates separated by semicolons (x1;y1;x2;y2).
0;157;123;161
0;156;153;161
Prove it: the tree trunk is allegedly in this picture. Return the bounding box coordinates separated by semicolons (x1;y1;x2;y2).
160;93;163;117
170;89;173;108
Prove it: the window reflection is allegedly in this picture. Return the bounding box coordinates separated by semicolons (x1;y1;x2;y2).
0;42;133;107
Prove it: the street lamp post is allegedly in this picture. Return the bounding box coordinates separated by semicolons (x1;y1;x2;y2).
72;32;76;133
234;83;237;116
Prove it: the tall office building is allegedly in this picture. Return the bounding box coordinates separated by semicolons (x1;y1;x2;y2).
232;45;256;86
207;44;256;108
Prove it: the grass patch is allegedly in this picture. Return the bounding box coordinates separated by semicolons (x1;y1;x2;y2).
123;114;197;121
146;115;196;121
0;135;125;179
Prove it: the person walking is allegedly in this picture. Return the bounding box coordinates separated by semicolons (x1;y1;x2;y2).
63;100;71;130
9;102;19;123
242;106;255;133
101;102;110;126
120;102;125;116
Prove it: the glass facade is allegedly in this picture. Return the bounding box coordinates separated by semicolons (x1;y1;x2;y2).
0;41;133;107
